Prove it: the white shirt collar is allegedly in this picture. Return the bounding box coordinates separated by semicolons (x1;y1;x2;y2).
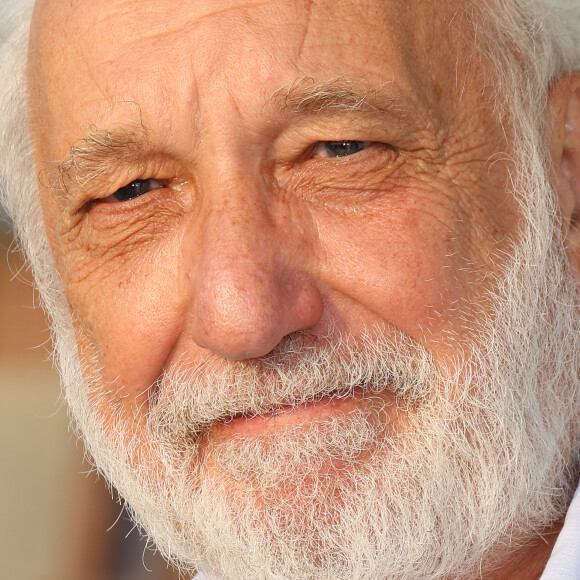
540;480;580;579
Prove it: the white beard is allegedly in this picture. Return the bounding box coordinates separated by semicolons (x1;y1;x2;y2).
52;137;580;579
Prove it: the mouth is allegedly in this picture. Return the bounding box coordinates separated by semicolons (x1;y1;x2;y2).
211;387;377;438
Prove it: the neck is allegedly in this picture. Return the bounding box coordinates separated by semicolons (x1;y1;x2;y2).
482;520;563;580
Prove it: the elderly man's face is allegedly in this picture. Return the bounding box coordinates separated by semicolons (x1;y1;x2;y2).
26;0;580;578
30;0;514;418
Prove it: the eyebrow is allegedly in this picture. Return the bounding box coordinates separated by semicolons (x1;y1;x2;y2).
56;123;150;196
268;76;407;117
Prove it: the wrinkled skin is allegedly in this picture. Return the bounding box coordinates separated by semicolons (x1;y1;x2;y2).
27;0;580;577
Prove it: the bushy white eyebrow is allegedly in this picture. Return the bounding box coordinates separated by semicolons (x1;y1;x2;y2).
55;123;150;196
268;76;404;116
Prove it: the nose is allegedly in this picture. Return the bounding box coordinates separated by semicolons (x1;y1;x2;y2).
187;176;323;361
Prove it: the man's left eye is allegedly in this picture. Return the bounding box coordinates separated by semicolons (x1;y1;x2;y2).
103;178;164;203
311;141;371;158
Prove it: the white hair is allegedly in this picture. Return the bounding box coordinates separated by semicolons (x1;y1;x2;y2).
0;0;77;387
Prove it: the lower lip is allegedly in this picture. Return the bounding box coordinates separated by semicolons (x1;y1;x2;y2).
213;391;367;437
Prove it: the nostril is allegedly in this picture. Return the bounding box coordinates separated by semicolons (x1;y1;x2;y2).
193;307;286;360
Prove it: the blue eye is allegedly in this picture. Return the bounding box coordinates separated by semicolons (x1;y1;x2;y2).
107;178;164;202
313;141;370;158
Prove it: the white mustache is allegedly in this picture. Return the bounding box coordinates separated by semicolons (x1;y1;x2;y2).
147;329;435;449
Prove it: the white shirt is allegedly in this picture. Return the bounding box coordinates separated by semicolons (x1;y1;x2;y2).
540;481;580;579
195;481;580;580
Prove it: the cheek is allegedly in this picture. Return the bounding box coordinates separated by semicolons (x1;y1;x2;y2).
68;230;189;398
316;198;477;343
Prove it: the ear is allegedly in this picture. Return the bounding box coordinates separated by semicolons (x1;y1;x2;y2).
545;74;580;272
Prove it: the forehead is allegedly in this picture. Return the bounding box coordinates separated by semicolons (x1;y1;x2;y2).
29;0;472;159
32;0;463;48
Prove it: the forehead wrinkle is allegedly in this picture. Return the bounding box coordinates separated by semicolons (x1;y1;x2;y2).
181;0;272;25
77;0;275;50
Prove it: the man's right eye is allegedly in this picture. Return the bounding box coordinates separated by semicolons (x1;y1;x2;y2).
104;178;164;203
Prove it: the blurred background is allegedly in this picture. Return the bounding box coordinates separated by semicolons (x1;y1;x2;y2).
0;214;181;580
